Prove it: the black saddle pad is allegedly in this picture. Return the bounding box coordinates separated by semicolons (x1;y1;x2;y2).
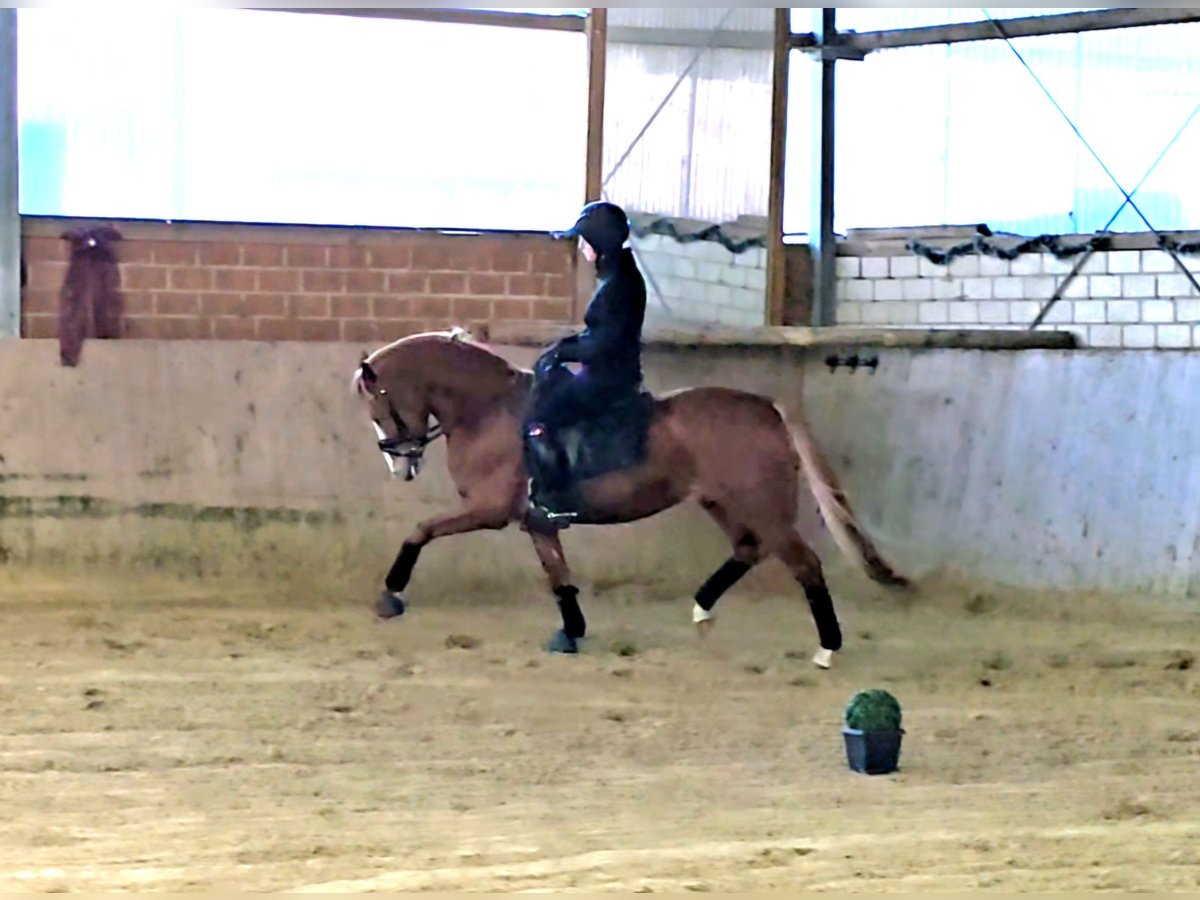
558;391;655;483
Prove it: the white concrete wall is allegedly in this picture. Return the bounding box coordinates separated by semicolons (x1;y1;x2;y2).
632;233;767;328
837;244;1200;349
5;338;1200;599
798;345;1200;598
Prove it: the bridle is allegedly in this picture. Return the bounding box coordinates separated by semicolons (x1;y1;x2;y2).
374;388;444;481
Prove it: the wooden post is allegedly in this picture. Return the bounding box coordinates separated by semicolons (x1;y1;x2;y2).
575;7;608;321
585;7;607;204
765;8;790;327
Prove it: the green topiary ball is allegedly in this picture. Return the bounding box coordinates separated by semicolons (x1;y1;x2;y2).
844;688;903;732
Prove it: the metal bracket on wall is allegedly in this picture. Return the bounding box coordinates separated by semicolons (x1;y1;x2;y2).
824;353;879;374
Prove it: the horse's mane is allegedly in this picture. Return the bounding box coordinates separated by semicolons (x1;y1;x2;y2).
352;326;529;399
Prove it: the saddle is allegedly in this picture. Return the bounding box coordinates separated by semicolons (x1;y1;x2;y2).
554;389;656;484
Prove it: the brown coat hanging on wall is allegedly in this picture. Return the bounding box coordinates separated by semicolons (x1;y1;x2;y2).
58;226;125;367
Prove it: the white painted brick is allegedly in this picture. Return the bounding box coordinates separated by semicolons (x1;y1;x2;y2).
861;256;888;278
1142;250;1175;272
1064;325;1089;346
1009;300;1041;324
1089;275;1121;297
1193;324;1200;345
1040;300;1073;324
1142;299;1175;323
1157;324;1191;348
1088;325;1122;347
635;234;664;253
715;306;749;326
948;256;980;278
1073;300;1106;324
890;255;919;278
874;280;903;302
979;256;1009;277
729;248;755;267
963;278;992;300
1122;324;1156;348
978;301;1009;324
750;247;767;268
948;301;979;324
860;303;892;325
1043;254;1077;275
673;258;698;280
994;277;1025;299
918;301;949;324
1010;254;1042;276
746;268;767;291
1177;299;1200;322
724;286;753;310
877;300;918;324
704;282;734;305
1107;251;1140;274
1062;278;1090;299
717;265;748;288
1026;276;1057;298
656;275;683;298
902;279;934;301
918;257;943;278
1106;300;1139;323
843;279;873;302
1158;273;1195;298
1080;252;1108;275
932;278;964;300
698;241;736;264
1121;274;1155;298
836;256;860;279
837;302;864;324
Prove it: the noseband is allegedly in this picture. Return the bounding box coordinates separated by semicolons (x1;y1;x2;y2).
374;389;444;478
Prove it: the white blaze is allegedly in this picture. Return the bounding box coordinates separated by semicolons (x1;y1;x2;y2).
373;421;400;476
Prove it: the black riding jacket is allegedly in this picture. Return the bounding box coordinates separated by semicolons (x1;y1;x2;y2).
552;247;646;385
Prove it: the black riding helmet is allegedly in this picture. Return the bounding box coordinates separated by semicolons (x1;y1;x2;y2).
553;201;630;255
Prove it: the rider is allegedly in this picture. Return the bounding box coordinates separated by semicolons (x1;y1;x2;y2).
525;200;647;523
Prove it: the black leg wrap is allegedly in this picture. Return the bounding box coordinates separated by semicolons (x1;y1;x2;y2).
805;584;843;651
695;558;752;612
385;542;423;594
554;585;586;639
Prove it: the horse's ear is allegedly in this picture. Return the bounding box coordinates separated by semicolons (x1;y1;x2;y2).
360;360;378;386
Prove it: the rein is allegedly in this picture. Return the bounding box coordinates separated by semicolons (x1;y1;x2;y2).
375;389;445;481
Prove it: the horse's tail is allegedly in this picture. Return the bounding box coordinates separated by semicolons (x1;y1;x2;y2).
783;408;910;588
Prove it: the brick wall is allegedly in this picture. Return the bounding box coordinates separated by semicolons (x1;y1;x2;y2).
19;217;576;342
835;228;1200;349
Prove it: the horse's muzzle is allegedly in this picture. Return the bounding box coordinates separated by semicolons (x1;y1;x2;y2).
377;440;425;481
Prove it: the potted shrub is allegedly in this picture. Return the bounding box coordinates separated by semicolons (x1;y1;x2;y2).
842;688;904;775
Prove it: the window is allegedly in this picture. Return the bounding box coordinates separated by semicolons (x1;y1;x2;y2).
18;9;588;231
784;19;1200;234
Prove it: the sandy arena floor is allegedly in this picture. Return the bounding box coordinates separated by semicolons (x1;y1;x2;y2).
0;565;1197;892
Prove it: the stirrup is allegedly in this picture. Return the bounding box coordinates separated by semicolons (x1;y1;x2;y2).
526;483;578;527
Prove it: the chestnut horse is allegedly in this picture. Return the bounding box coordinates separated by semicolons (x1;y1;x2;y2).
351;328;908;667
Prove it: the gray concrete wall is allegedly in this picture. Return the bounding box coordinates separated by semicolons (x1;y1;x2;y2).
0;10;19;339
1;338;1195;601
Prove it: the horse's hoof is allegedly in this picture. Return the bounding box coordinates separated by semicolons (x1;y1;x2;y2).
812;647;834;669
545;630;579;654
376;590;406;619
692;602;716;637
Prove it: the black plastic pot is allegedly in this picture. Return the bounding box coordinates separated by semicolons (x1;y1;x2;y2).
842;727;903;775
